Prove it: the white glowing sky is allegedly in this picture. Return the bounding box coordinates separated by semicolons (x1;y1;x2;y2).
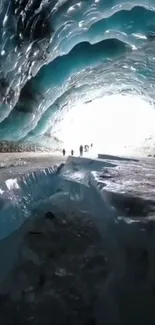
52;94;155;156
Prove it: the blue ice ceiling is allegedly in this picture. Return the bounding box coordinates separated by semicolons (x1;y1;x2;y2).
0;0;155;145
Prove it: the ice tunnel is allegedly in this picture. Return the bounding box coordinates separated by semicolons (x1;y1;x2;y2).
1;2;155;324
0;0;155;154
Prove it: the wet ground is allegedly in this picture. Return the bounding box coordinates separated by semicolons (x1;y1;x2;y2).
0;152;66;182
0;153;155;324
1;197;155;325
0;208;107;325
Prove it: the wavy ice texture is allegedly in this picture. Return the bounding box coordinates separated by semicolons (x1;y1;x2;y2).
0;1;154;145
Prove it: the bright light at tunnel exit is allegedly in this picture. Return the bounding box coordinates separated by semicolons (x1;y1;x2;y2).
53;94;155;156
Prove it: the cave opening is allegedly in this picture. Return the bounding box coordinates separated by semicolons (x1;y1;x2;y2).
52;94;155;157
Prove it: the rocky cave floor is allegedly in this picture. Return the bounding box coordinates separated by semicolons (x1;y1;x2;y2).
0;206;155;325
0;210;108;325
1;155;155;324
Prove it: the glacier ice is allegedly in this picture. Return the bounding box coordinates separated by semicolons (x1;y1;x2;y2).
0;1;154;147
0;0;155;322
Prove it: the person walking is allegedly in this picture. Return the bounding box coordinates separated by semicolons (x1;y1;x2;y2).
62;148;66;156
79;145;83;156
71;149;74;156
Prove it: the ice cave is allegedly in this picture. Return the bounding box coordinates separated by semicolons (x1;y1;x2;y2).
0;0;155;324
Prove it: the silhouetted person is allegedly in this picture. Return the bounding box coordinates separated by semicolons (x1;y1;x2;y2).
84;144;89;152
91;143;93;147
62;148;66;156
71;149;74;156
79;145;83;156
